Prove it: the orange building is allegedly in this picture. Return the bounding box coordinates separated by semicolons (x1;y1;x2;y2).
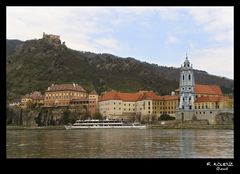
88;90;99;115
44;83;87;107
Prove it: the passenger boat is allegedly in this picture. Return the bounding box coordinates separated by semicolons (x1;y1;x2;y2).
64;119;147;130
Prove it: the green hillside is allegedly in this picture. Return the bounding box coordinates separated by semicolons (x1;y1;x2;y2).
6;37;233;102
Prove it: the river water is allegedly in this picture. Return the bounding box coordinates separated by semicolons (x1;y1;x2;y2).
7;129;233;158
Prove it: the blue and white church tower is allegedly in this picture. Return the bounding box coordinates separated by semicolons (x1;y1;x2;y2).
179;54;195;110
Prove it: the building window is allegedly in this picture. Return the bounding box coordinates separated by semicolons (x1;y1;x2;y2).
203;112;205;114
189;97;191;101
148;102;150;105
189;74;191;80
189;106;192;110
114;107;115;110
195;106;197;109
148;111;150;114
210;111;212;114
148;107;150;109
205;105;208;109
183;75;184;81
196;112;198;114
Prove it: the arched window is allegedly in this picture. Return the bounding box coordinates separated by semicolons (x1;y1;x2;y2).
189;74;191;80
183;74;184;81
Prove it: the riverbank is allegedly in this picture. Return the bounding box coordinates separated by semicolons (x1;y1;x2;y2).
149;124;233;129
7;125;65;130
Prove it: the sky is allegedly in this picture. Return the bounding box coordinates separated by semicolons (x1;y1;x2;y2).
7;7;233;79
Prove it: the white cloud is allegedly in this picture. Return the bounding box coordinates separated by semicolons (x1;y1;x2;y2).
190;46;233;79
7;7;131;54
165;35;180;45
157;8;182;20
210;30;233;42
95;38;120;50
188;7;233;43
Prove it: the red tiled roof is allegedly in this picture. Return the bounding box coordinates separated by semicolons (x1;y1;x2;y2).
99;91;159;102
140;91;159;100
117;92;142;101
195;84;223;95
194;95;229;103
47;83;86;92
99;91;119;101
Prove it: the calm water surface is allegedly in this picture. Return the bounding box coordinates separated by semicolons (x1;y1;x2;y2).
7;129;233;158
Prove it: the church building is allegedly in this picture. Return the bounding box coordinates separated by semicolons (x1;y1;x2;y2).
175;55;233;124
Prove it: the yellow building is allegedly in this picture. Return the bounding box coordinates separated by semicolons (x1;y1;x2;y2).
153;95;180;116
194;84;231;110
21;91;44;108
194;95;230;110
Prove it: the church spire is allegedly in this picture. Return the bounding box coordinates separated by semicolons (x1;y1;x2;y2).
183;52;190;68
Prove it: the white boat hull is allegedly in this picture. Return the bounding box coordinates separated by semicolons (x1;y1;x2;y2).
64;125;147;130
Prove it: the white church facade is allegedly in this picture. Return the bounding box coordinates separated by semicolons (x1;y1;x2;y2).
175;55;233;124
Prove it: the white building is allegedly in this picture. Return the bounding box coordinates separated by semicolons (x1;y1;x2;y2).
99;90;158;119
179;55;195;110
